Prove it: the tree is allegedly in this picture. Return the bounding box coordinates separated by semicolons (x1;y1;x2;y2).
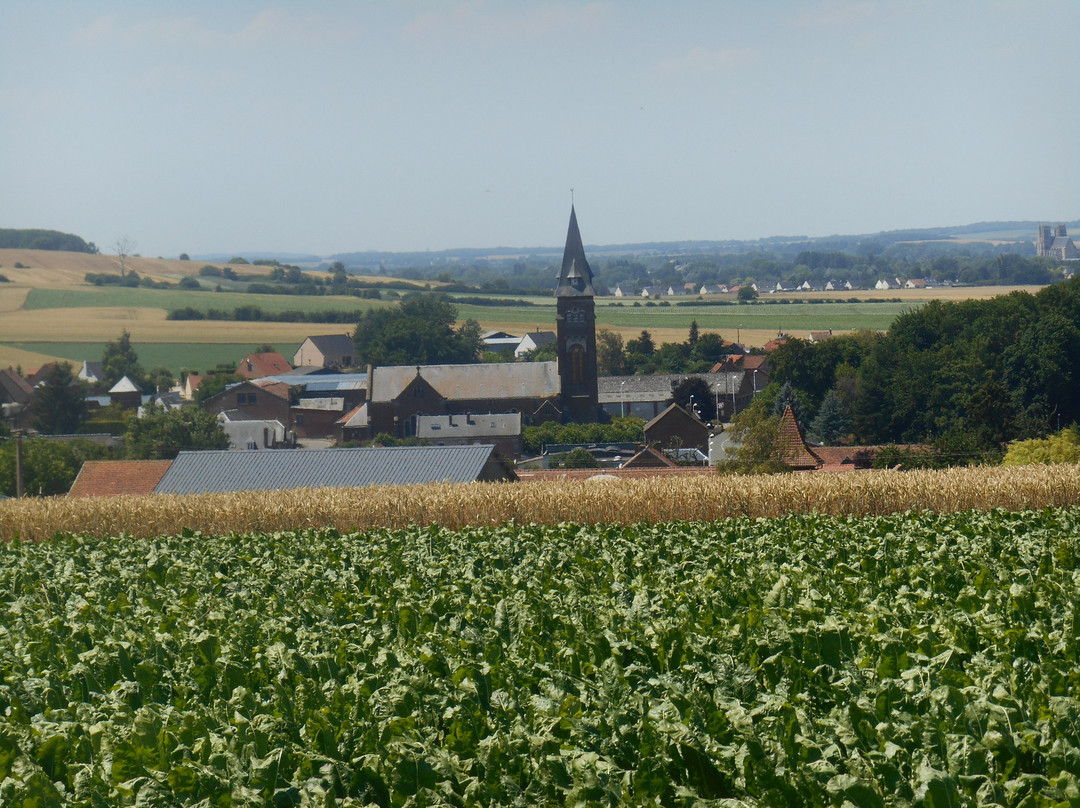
353;295;482;367
0;436;107;497
808;389;850;445
30;362;88;434
772;381;806;428
716;399;785;475
737;285;758;302
124;407;229;459
179;253;190;261
114;235;136;278
688;320;699;348
596;329;627;376
145;367;175;394
101;330;144;390
1002;425;1080;466
560;448;599;468
194;373;242;406
626;330;655;357
671;376;716;422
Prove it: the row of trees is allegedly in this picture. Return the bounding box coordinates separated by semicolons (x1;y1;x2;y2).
732;277;1080;464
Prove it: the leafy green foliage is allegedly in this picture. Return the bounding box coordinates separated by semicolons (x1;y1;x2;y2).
559;447;599;468
0;436;108;496
353;295;482;366
2;510;1079;804
522;416;645;455
123;407;230;459
1003;425;1080;466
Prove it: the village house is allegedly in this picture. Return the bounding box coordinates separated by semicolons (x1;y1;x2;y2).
236;351;292;379
293;334;357;369
642;403;710;457
514;329;556;358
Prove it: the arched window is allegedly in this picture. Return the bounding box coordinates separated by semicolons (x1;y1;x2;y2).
570;345;585;384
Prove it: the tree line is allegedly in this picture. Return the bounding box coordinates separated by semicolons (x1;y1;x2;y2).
0;228;98;253
753;276;1080;462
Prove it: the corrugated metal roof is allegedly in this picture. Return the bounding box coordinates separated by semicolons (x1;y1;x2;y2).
154;445;510;494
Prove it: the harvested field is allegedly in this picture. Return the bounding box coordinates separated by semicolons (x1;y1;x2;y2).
3;463;1078;541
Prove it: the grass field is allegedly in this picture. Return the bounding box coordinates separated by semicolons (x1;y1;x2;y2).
20;286;392;315
3;342;302;375
0;248;1046;372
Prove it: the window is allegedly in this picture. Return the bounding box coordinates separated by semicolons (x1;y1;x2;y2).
570;345;585;384
237;392;257;406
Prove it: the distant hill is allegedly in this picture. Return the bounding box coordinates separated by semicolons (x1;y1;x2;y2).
327;220;1079;269
0;229;98;253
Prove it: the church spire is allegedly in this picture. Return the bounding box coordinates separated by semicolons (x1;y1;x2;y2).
555;205;596;297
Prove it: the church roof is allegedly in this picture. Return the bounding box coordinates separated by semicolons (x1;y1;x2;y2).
554;205;596;298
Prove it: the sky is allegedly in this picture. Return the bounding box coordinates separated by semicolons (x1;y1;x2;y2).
1;1;1077;258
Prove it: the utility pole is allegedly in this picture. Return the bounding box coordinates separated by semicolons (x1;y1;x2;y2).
14;429;24;498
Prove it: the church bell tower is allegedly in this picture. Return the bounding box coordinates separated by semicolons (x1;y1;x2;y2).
555;206;599;422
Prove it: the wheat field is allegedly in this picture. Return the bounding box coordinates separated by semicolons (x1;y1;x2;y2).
2;463;1078;541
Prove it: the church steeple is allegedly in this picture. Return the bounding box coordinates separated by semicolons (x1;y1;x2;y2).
554;205;599;422
555;205;596;298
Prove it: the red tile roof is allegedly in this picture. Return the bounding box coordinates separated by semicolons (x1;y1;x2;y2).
68;461;174;497
237;352;293;379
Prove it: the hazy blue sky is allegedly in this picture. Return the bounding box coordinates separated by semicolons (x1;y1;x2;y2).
2;1;1077;258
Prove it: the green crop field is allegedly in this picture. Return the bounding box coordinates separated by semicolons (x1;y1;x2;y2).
2;508;1078;805
22;288;393;317
3;342;302;375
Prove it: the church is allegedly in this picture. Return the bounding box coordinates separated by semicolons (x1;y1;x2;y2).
554;205;601;422
359;206;602;440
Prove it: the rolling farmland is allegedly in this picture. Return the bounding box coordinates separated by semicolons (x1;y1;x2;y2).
0;248;1043;373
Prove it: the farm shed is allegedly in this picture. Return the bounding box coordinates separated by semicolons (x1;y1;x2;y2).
153;444;516;495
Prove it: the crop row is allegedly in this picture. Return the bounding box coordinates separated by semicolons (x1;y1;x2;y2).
2;508;1079;805
4;462;1080;541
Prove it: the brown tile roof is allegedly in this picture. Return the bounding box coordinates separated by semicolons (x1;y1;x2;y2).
68;460;174;497
775;405;819;469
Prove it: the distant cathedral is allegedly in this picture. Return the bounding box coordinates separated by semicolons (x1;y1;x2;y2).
554;206;600;422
